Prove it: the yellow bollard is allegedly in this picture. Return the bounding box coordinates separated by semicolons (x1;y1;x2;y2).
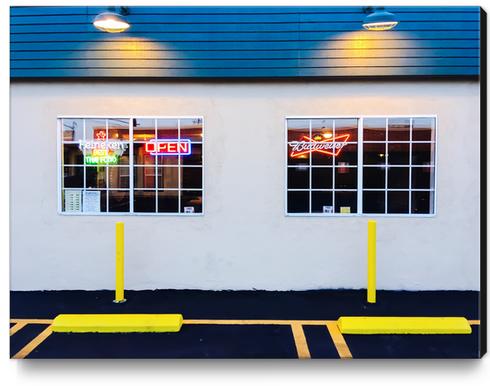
367;220;376;304
114;222;126;303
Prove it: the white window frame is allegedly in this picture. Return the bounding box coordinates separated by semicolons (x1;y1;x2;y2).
284;115;438;217
57;115;205;216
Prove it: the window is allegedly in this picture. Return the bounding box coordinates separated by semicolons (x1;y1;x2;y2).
286;116;436;216
59;117;203;215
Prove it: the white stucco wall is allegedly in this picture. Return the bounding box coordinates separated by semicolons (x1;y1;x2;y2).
10;80;480;291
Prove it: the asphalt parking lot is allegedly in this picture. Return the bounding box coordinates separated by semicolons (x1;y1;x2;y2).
10;289;482;359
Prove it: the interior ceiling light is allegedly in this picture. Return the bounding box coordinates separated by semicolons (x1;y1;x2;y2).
93;7;130;33
362;7;398;31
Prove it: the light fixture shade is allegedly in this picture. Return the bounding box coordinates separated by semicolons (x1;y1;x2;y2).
362;10;398;31
93;12;130;33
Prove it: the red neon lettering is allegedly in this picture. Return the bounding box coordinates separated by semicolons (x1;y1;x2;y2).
144;140;192;156
145;142;156;153
179;142;189;153
167;143;177;153
289;134;350;158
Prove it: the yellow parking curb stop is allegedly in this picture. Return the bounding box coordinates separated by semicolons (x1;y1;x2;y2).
337;317;472;335
52;314;183;333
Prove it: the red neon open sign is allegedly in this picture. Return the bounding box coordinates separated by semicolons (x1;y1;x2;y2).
145;140;192;156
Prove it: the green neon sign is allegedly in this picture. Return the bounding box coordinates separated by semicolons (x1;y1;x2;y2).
85;155;119;165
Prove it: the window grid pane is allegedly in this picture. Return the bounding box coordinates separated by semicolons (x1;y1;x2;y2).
60;117;203;215
286;118;359;214
178;120;181;213
361;116;435;215
287;116;435;216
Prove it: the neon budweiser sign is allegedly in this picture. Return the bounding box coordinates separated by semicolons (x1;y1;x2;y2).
289;134;350;158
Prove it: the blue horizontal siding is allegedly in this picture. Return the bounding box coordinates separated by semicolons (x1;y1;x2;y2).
11;38;480;52
9;13;481;28
11;48;480;60
10;66;479;78
11;58;480;69
10;6;481;78
10;14;482;26
9;6;480;16
10;21;481;35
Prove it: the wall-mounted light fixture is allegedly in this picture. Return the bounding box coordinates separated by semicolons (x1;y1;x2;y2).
362;7;398;31
93;6;130;33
